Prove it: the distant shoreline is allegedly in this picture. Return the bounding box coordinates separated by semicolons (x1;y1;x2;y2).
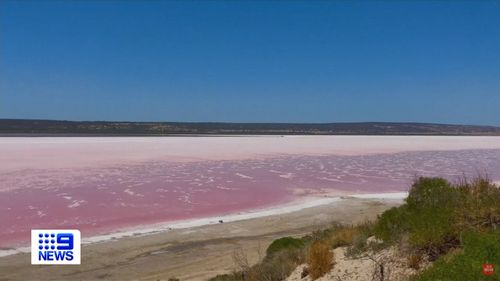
4;133;500;137
2;119;500;136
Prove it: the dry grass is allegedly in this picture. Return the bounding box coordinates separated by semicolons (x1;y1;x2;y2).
306;240;334;279
407;253;423;270
329;226;359;248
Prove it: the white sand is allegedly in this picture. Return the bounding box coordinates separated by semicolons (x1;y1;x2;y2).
350;192;408;199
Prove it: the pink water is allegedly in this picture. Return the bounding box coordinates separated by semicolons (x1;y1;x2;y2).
1;136;500;248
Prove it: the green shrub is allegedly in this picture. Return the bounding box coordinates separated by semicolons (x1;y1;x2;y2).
406;202;458;258
411;231;500;281
456;177;500;232
254;248;304;280
345;223;374;256
209;237;306;281
265;237;305;258
374;206;409;243
405;177;456;210
375;177;462;258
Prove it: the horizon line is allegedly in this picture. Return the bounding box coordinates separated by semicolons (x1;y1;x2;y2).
2;118;500;128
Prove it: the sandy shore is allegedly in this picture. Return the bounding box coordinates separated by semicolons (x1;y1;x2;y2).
0;197;403;281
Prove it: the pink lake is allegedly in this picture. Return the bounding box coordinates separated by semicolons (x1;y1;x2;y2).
1;136;500;249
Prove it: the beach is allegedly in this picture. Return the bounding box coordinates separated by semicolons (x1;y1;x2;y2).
0;196;403;281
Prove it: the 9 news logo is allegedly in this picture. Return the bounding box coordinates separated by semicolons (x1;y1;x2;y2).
31;229;81;265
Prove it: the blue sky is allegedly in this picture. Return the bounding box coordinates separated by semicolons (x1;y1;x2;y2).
1;1;499;125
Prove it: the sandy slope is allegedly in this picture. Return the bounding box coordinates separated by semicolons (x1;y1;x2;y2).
287;245;429;281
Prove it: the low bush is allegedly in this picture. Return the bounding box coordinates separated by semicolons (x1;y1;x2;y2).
306;240;334;280
374;177;498;259
253;249;303;280
265;236;305;258
456;177;500;232
330;226;359;247
209;236;306;281
372;176;500;279
411;230;500;281
406;178;461;257
373;205;409;243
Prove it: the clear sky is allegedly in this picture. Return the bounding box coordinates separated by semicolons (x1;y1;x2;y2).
1;1;499;125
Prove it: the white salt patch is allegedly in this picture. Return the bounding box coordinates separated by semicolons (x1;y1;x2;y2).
279;173;294;179
269;169;283;174
0;247;30;258
216;185;237;191
178;195;191;204
124;189;135;196
68;200;86;208
350;192;408;200
319;177;342;182
235;173;253;179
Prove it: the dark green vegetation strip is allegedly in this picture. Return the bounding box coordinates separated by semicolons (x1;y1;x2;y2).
3;119;500;135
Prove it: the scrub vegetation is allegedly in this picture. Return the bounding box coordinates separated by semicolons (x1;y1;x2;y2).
206;176;500;281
